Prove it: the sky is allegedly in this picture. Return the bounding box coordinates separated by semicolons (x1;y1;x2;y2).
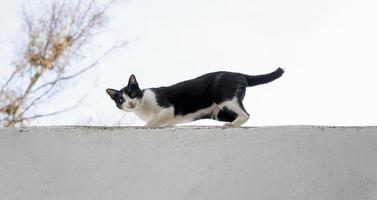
1;0;377;126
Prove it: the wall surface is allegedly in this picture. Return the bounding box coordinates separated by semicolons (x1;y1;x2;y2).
0;126;376;200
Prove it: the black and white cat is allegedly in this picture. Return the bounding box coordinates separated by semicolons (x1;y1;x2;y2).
106;68;284;127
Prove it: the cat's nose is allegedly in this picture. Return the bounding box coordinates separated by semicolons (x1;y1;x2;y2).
128;102;136;108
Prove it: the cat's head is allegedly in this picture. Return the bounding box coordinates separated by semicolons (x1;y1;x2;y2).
106;74;144;112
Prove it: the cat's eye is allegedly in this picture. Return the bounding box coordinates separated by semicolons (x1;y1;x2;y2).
119;98;125;103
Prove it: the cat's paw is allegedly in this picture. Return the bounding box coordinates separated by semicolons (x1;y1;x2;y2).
222;122;243;128
223;122;236;128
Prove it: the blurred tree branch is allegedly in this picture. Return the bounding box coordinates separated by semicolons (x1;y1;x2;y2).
0;0;126;127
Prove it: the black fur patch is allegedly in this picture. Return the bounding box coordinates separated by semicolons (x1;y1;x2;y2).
149;69;283;117
217;107;238;122
150;71;249;116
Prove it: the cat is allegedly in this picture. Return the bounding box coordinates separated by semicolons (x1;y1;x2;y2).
106;67;284;127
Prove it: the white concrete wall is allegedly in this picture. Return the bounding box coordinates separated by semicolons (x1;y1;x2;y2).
0;126;376;200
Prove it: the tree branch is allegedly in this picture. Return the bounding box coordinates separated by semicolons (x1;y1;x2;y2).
21;93;87;121
32;41;127;93
1;0;125;127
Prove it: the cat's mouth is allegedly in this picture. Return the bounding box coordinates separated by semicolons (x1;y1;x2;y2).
121;99;144;112
122;103;138;111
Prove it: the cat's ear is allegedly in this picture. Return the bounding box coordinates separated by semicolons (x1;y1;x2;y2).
128;74;138;86
106;88;118;99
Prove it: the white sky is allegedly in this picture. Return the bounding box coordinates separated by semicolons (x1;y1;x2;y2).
1;0;377;126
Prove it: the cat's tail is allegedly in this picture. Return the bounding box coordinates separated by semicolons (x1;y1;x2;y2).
244;67;284;87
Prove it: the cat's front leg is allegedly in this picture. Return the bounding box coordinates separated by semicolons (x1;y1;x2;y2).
145;113;171;127
145;118;165;127
144;109;175;127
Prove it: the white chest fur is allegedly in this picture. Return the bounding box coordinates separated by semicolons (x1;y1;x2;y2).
133;89;177;126
133;89;218;127
133;89;162;122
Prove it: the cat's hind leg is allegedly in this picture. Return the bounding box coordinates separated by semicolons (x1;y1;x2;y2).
218;98;250;127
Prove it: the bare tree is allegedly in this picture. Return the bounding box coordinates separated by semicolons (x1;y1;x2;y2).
0;0;126;127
